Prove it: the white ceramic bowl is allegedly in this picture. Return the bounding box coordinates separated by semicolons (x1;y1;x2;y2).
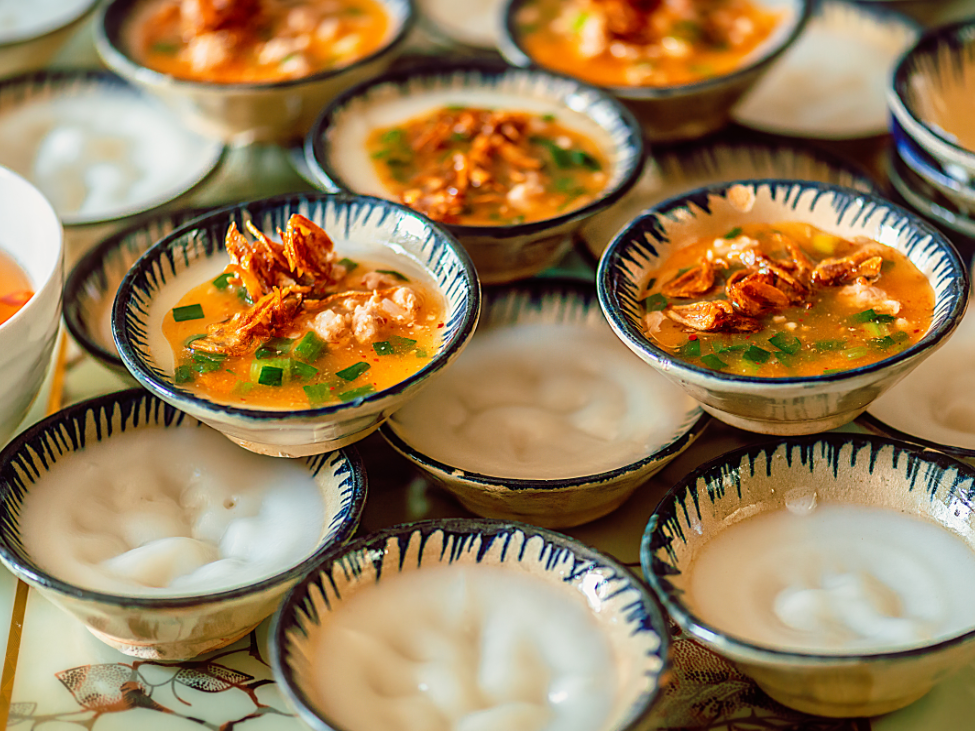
113;192;480;458
642;434;975;717
305;61;645;284
499;0;812;142
95;0;416;144
0;165;62;446
0;0;97;79
0;389;368;661
381;279;707;528
597;179;969;435
272;518;670;731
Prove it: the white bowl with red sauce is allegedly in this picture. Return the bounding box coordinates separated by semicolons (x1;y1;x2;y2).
94;0;416;144
597;179;969;436
0;165;63;446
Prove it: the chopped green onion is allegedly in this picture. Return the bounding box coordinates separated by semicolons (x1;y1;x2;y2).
571;11;588;31
849;309;895;325
237;288;254;306
304;383;334;405
172;304;204;322
531;136;573;169
715;344;747;354
336;362;370;381
174;365;194;384
232;381;257;396
814;339;846;352
743;345;770;364
646;278;657;290
680;339;701;358
381;128;406;145
861;321;885;339
339;385;376;402
193;351;225;363
723;227;743;239
184;333;207;347
822;368;844;375
192;359;222;374
541;113;556;122
250;357;289;382
844;346;870;360
415;348;428;358
338;257;358;272
568;150;601;171
255;337;294;359
768;332;801;355
151;41;180;55
891;331;910;343
294;332;325;362
644;293;668;311
258;366;284;386
291;360;319;380
701;354;728;370
373;341;394;356
212;272;235;290
376;269;409;282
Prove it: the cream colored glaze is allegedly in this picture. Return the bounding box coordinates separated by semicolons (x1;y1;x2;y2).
20;426;326;596
0;0;91;42
389;321;696;479
306;564;616;731
418;0;503;47
689;503;975;653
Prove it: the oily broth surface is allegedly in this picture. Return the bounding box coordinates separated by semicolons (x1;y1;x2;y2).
0;249;33;326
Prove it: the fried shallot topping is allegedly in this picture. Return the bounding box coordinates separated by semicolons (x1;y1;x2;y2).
668;300;761;333
661;257;715;298
812;245;887;287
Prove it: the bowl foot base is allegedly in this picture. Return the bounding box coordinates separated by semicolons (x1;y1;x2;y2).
702;406;865;436
754;679;931;718
87;622;261;661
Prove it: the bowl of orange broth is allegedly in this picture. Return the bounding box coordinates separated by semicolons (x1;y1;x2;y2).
499;0;812;142
94;0;415;143
642;434;975;717
597;179;968;436
113;192;479;458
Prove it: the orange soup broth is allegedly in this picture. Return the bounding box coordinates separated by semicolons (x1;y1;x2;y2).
129;0;390;84
0;250;33;327
517;0;781;88
162;264;445;409
367;109;608;225
643;222;933;377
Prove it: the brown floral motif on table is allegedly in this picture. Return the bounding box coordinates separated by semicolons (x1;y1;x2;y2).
8;632;292;730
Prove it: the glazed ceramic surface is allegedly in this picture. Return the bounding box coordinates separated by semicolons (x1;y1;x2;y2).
381;279;707;528
0;389;367;661
499;0;812;142
734;0;919;139
892;116;975;215
0;166;62;447
272;518;669;731
113;192;480;457
642;434;975;717
889;19;975;181
886;147;975;241
581;139;878;260
64;208;211;376
305;61;645;284
0;0;96;79
597;179;969;435
95;0;416;144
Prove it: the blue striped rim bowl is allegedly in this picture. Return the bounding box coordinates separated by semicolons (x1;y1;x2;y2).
270;518;670;731
64;207;212;377
641;434;975;717
380;278;708;529
304;60;645;284
113;192;480;458
0;389;367;661
596;179;969;436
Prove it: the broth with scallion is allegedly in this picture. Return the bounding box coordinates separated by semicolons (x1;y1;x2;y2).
640;222;933;377
366;106;608;225
0;250;32;326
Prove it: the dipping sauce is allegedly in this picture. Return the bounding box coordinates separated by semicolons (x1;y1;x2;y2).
305;564;616;731
367;107;608;225
163;215;444;409
515;0;781;88
125;0;390;83
0;249;32;326
389;321;697;479
19;425;326;596
640;221;933;377
688;503;975;653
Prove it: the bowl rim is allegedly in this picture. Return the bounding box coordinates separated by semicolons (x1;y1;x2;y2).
113;191;481;421
0;388;368;610
885;148;975;241
891;115;975;203
856;411;975;463
63;206;215;373
888;18;975;172
93;0;418;93
641;431;975;664
497;0;814;100
596;178;970;388
0;0;97;46
303;57;647;239
270;516;672;731
380;276;710;488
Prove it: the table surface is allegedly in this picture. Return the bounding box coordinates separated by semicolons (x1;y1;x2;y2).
6;2;975;729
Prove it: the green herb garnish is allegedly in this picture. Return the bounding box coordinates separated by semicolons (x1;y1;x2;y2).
211;272;235;290
258;365;284;386
291;360;319;380
814;339;846;352
336;362;371;381
184;333;207;347
293;332;325;363
768;332;801;355
303;383;333;405
339;385;376;402
172;304;204;322
701;354;728;370
743;345;770;364
174;365;194;384
849;309;896;325
644;293;668;311
723;227;743;239
680;339;701;358
376;269;409;282
844;346;870;360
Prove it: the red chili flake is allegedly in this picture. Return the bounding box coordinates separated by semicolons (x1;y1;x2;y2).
688;334;698;341
437;323;444;328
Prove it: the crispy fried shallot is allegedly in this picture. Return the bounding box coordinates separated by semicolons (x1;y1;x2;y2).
661;258;716;298
812;245;887;286
668;301;762;333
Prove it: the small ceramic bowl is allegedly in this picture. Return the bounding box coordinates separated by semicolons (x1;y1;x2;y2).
499;0;812;142
0;388;367;661
892;115;975;216
95;0;416;144
304;61;645;284
113;192;480;458
64;207;211;377
380;279;707;528
888;19;975;183
642;434;975;717
885;147;975;242
0;0;97;78
580;137;878;262
0;165;63;446
416;0;504;51
597;179;969;435
272;518;670;731
733;0;919;139
0;70;223;227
